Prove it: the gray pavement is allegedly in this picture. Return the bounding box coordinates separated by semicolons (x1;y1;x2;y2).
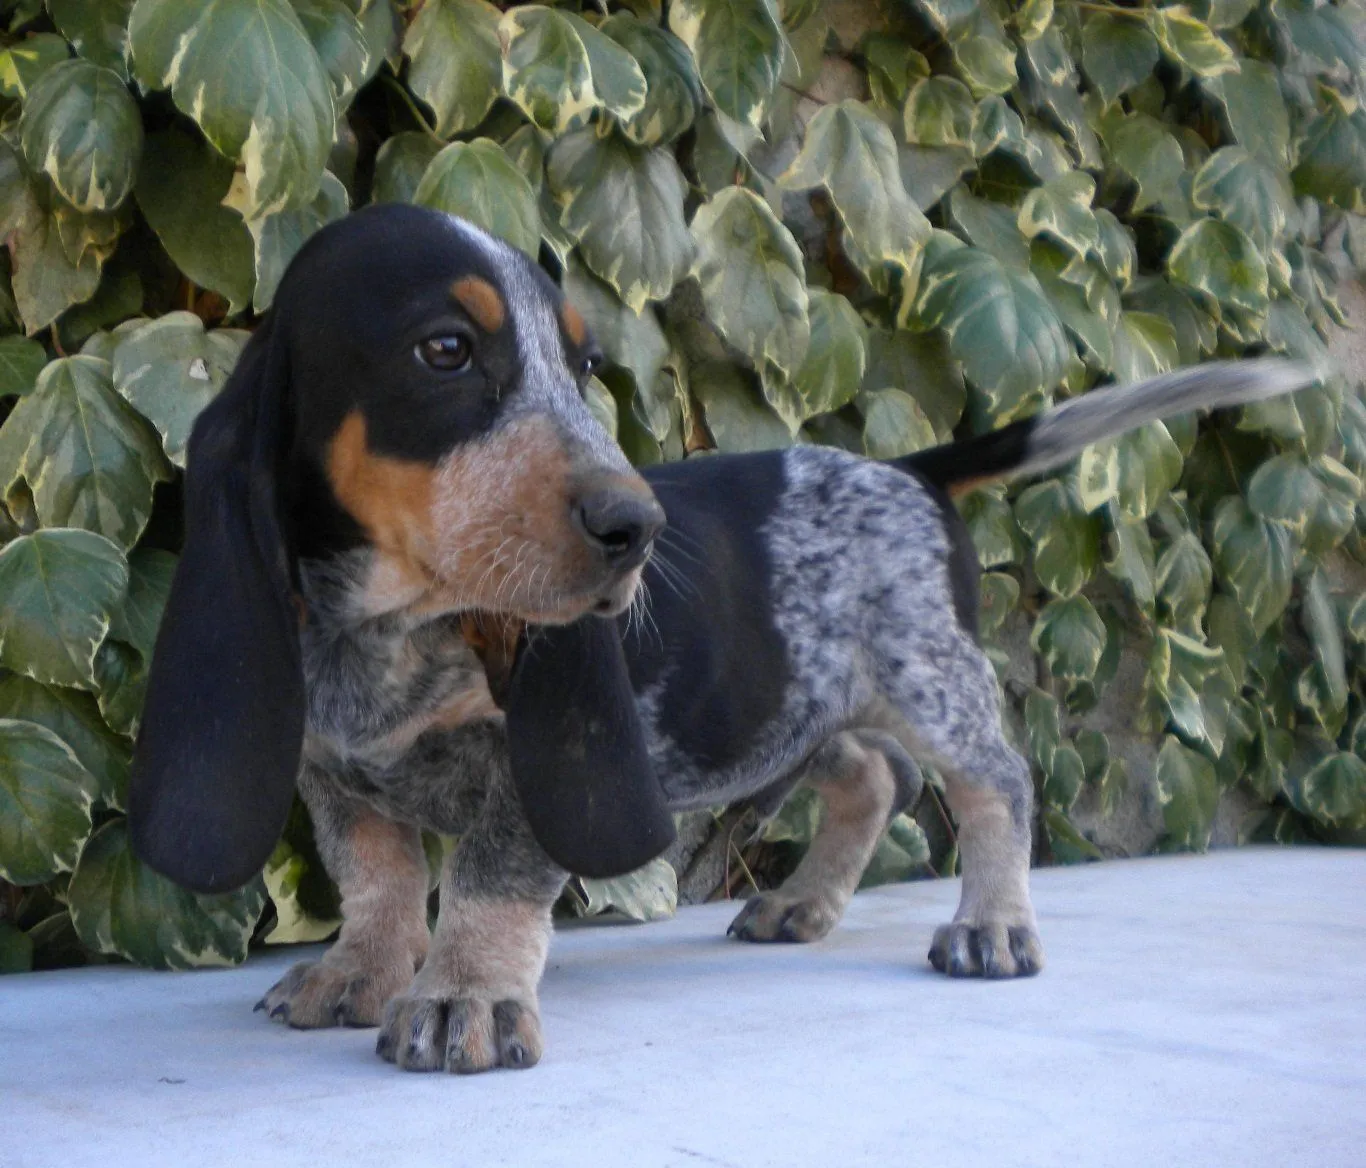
4;847;1363;1168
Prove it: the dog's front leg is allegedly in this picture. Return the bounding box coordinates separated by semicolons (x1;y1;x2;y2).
377;763;567;1073
258;765;431;1027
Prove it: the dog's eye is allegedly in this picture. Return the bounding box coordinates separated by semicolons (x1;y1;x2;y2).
580;352;603;378
417;335;473;371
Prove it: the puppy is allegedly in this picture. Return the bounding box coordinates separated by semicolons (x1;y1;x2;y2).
129;204;1310;1073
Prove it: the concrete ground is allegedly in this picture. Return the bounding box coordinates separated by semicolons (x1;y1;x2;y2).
4;848;1363;1168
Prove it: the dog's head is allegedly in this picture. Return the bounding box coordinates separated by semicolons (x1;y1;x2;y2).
129;206;670;892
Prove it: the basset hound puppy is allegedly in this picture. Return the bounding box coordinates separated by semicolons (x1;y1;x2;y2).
129;203;1310;1073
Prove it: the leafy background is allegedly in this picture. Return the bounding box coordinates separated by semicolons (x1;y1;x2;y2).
2;0;1366;972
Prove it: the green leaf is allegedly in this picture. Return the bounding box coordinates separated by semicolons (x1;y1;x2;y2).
1145;7;1237;77
1042;744;1085;812
91;639;146;737
912;244;1070;424
1211;496;1294;636
19;59;142;213
1248;453;1360;557
547;131;692;312
690;187;809;377
791;289;867;418
904;76;976;148
1044;806;1103;863
978;569;1020;635
1081;13;1159;103
962;487;1023;568
1024;686;1062;772
414;139;540;257
1018;27;1100;168
0;356;170;549
562;257;675;440
860;812;932;888
1032;594;1107;684
1106;516;1156;616
129;0;335;218
1077;442;1119;512
945;7;1017;97
600;14;702;146
780;100;930;281
0;32;70;99
261;838;341;944
1111;420;1183;520
241;170;349;313
862;388;936;458
1299;567;1348;722
1273;0;1361;75
0;921;34;973
1292;106;1366;213
1154;531;1211;635
1018;171;1100;259
1101;111;1186;214
1123;277;1216;365
134;127;255;316
0;529;128;690
1155;735;1219;851
0;718;96;885
1015;479;1101;597
864;32;930;108
500;5;646;134
1296;752;1366;828
293;0;375;107
68;819;266;968
111;314;249;467
1205;60;1290;167
0;336;46;399
0;676;130;810
48;0;135;77
2;143;119;335
694;359;792;453
669;0;784;129
1191;147;1295;254
370;132;442;205
107;546;174;664
579;855;678;922
862;328;965;438
1168;218;1268;315
948;189;1030;273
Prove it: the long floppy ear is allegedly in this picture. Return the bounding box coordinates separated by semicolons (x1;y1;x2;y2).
128;317;305;894
504;616;675;878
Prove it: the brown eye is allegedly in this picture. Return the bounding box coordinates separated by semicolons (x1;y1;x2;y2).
581;352;603;378
417;335;473;371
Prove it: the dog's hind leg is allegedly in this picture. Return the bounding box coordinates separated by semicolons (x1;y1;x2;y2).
258;765;432;1028
882;639;1044;978
728;729;923;943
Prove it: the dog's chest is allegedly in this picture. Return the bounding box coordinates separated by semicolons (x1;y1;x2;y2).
299;610;495;775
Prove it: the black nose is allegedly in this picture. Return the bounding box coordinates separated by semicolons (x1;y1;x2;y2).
573;487;666;568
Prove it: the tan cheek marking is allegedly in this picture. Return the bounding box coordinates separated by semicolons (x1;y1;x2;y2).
459;613;525;708
451;276;506;333
327;411;437;589
561;301;586;347
429;418;587;614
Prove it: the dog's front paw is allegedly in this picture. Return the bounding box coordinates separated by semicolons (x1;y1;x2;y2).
727;891;841;943
928;919;1044;978
257;957;415;1029
377;988;543;1073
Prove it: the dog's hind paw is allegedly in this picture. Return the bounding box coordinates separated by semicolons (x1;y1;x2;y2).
727;891;842;943
377;990;543;1073
257;957;413;1029
928;920;1044;978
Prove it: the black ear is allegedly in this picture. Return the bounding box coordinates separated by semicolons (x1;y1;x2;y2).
128;318;305;895
504;616;675;878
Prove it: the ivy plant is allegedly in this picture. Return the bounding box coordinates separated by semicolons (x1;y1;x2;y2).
1;0;1365;972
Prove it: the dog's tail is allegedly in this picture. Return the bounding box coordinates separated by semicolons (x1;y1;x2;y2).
897;358;1316;494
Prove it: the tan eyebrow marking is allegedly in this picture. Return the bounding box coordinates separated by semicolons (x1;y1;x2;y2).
561;301;586;347
451;276;506;333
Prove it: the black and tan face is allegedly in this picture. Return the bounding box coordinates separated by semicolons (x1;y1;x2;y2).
278;204;663;623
